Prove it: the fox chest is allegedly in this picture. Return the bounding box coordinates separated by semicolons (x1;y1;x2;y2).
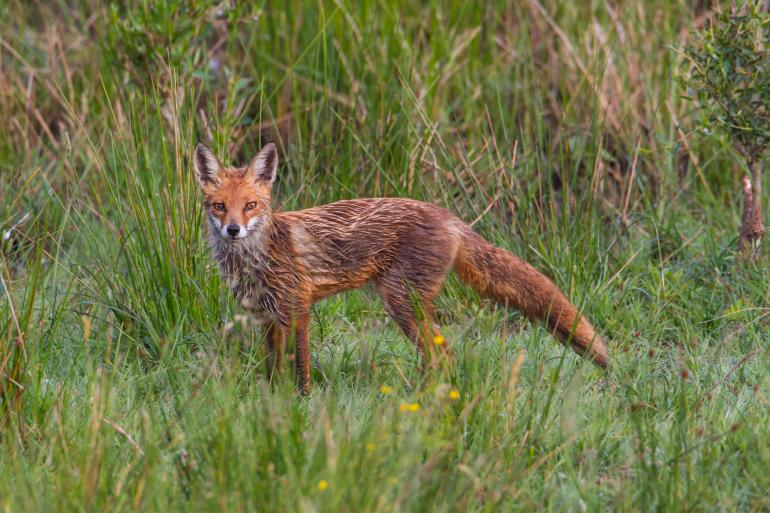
227;273;276;325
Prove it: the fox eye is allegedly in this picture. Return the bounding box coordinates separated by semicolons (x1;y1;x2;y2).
244;201;257;211
213;202;226;211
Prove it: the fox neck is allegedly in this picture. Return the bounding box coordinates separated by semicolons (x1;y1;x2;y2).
208;214;274;286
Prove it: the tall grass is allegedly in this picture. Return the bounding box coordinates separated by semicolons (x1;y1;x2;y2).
1;0;769;511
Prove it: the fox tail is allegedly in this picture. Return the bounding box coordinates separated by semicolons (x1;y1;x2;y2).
453;226;608;368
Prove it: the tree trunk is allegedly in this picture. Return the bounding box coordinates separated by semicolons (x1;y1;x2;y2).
738;159;765;255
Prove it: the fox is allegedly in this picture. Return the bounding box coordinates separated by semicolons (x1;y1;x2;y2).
194;142;608;394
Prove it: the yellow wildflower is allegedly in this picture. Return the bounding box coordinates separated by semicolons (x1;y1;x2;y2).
433;335;445;346
380;385;393;394
318;479;329;491
366;443;376;452
449;389;460;401
408;402;420;412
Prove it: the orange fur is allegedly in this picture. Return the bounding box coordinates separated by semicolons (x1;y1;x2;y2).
194;143;609;393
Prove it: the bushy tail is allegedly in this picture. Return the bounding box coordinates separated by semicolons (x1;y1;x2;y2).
453;226;608;368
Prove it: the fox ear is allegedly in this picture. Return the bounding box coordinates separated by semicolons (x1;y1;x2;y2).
193;143;223;187
248;143;278;185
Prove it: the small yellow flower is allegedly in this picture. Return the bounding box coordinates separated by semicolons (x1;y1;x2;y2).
366;442;376;452
318;479;329;491
399;403;409;412
379;385;393;394
449;389;460;401
433;335;445;346
408;402;420;412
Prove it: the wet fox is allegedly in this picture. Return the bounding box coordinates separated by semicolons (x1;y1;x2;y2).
194;142;608;393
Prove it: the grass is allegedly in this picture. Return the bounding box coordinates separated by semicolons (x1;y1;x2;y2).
1;0;769;511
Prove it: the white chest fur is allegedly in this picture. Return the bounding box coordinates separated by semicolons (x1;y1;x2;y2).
236;278;274;326
212;229;277;326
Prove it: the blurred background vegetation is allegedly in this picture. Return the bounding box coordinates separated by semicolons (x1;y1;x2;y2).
1;1;769;511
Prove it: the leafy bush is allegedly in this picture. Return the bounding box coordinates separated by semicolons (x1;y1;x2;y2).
681;1;770;249
104;0;219;84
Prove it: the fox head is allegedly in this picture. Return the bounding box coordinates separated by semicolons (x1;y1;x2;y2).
193;142;278;241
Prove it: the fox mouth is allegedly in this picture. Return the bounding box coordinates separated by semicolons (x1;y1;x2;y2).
210;214;268;242
221;222;266;242
222;230;249;242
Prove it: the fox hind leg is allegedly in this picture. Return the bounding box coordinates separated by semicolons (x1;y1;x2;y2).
376;271;451;371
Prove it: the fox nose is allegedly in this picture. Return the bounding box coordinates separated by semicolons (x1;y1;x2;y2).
226;224;240;237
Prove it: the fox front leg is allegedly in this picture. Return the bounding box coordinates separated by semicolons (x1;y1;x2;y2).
292;312;312;395
265;322;285;384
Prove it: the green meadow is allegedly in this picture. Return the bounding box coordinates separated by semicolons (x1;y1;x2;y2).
1;1;769;511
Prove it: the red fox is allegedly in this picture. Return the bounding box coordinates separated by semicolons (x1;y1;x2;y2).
194;142;608;393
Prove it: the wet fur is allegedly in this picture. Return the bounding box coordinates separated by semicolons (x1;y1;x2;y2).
196;144;609;394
